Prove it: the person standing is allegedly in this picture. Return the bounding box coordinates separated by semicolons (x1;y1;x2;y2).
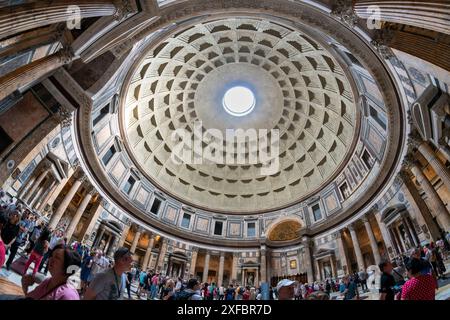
218;284;225;300
125;270;133;299
150;272;160;299
1;211;20;260
5;211;32;270
343;275;359;300
39;229;64;274
225;284;235;300
83;247;133;300
401;258;436;300
22;228;50;276
80;250;95;294
90;250;109;277
378;261;395;301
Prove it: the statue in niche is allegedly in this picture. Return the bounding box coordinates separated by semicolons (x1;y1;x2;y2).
247;272;255;286
402;230;413;249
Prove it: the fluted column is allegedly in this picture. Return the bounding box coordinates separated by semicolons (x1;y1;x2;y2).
330;256;337;278
23;164;50;203
218;252;225;287
36;180;57;212
130;227;142;254
362;216;381;266
81;199;104;241
106;235;119;258
400;170;442;240
28;178;50;208
373;205;395;259
231;253;238;283
354;1;450;35
335;231;350;274
388;228;402;256
17;173;37;200
348;224;365;271
409;162;450;231
202;251;210;283
65;188;95;241
0;48;75;101
189;247;198;278
302;236;314;284
48;172;84;230
156;238;168;272
412;136;450;193
117;223;131;248
401;213;418;247
142;234;155;270
0;1;118;40
260;245;267;284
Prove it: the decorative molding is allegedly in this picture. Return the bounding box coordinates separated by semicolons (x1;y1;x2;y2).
371;29;395;60
331;0;358;28
57;107;73;128
113;0;135;21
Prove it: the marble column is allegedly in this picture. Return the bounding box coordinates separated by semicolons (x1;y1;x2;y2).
17;172;37;200
388;228;402;255
156;238;168;272
330;256;337;278
36;180;57;212
231;253;238;283
395;225;407;252
314;259;321;282
415;139;450;193
218;252;225;287
65;188;95;241
354;1;450;35
399;169;442;240
401;213;418;247
106;235;119;257
410;162;450;230
189;247;198;278
202;251;210;283
373;205;395;259
362;216;381;266
48;173;84;230
23;165;50;203
405;215;420;246
260;245;267;284
335;231;350;274
142;234;155;270
0;1;118;40
0;48;75;101
130;227;142;254
302;236;315;284
94;227;105;248
348;224;365;271
80;199;104;241
28;178;50;208
117;223;131;248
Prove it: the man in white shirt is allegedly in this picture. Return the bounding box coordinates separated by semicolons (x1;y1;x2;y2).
91;250;109;276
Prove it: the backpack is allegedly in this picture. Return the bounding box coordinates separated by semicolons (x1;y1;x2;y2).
172;290;196;300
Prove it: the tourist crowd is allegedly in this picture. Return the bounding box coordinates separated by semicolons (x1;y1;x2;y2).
0;191;449;300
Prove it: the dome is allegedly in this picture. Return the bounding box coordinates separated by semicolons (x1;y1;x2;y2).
121;18;358;213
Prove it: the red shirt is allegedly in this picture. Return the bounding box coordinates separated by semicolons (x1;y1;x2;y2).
401;274;436;300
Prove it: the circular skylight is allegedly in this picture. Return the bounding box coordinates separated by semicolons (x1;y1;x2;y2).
222;86;256;117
